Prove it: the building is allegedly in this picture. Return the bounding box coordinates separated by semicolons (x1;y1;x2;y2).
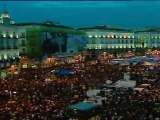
79;25;160;56
135;27;160;49
0;9;27;69
80;25;134;51
16;21;84;58
0;24;27;68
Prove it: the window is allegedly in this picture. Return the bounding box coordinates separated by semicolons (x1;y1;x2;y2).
21;32;26;38
101;39;104;44
22;40;26;46
13;32;16;38
22;48;26;53
117;39;120;44
6;32;9;38
91;39;96;44
122;39;124;44
126;40;128;44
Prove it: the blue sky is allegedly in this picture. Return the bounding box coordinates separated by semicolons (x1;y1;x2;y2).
0;1;160;28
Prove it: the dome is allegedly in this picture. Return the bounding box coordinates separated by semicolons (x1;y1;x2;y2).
1;10;10;18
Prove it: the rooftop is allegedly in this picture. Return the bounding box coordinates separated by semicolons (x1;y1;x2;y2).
78;25;133;32
15;21;73;29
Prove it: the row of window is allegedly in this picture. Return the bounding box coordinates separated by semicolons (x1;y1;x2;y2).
87;39;134;44
88;35;160;40
88;35;134;39
0;32;26;38
88;45;135;49
87;45;160;49
87;39;160;44
0;54;19;60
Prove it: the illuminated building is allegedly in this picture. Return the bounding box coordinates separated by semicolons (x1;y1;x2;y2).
80;25;134;50
79;26;160;56
0;24;27;68
135;27;160;49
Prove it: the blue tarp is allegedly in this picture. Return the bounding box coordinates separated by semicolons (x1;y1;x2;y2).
59;69;76;75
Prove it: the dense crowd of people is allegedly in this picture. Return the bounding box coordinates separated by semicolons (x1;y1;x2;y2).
0;56;160;120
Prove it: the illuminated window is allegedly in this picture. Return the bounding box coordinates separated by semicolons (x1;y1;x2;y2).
107;35;110;38
95;35;98;38
16;35;19;39
102;35;106;38
10;34;13;38
88;35;92;38
128;36;130;39
111;35;114;38
119;35;122;38
155;36;158;39
3;33;6;38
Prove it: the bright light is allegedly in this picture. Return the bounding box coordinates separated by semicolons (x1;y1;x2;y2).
102;35;106;38
3;34;6;38
16;35;18;38
111;35;114;38
107;35;110;38
10;34;13;38
88;35;92;38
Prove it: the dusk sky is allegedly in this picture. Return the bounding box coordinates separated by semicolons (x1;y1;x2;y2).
0;1;160;29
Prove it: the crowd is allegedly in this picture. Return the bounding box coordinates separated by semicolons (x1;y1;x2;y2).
0;56;160;120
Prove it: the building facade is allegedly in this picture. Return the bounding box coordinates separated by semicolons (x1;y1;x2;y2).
86;30;135;50
82;26;160;55
0;24;27;68
16;22;84;58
